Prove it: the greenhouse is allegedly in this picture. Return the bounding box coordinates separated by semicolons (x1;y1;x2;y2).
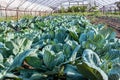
0;0;120;80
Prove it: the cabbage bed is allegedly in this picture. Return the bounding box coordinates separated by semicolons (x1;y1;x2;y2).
0;15;120;80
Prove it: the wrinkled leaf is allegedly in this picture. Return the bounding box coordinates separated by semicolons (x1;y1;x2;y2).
82;49;101;66
77;62;108;80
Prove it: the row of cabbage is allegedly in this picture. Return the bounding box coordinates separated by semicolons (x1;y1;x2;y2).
0;15;120;80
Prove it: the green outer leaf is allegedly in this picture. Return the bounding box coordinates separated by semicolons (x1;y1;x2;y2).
30;73;47;80
107;32;116;40
0;70;7;79
87;30;95;40
82;49;101;66
79;33;87;43
55;28;67;43
55;51;65;66
105;49;120;60
108;58;120;80
63;44;72;59
0;53;3;63
64;64;86;80
0;42;9;51
20;69;37;79
25;56;42;68
69;45;80;62
77;62;108;80
22;39;33;50
0;42;5;48
43;50;56;70
4;73;21;79
4;55;14;67
69;30;79;42
51;43;63;53
108;64;120;80
8;49;37;71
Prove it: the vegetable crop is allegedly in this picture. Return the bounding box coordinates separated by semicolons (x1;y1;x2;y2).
0;15;120;80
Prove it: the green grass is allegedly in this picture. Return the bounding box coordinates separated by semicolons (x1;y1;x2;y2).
0;11;120;22
0;15;35;22
52;11;120;17
0;16;13;22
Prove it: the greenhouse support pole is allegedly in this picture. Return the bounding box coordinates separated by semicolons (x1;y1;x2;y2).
115;8;116;14
45;11;47;16
16;7;19;20
29;10;30;15
103;6;105;14
110;7;112;14
24;0;38;16
50;11;52;15
68;0;70;7
77;1;79;6
24;10;26;15
17;0;29;19
39;11;41;16
35;11;36;16
5;9;7;20
5;0;16;20
119;8;120;15
30;11;32;16
0;5;2;17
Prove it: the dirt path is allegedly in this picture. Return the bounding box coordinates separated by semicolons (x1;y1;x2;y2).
90;17;120;38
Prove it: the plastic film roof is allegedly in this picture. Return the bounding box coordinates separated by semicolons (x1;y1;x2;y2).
0;0;120;11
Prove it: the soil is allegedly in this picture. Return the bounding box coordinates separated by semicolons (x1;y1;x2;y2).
89;16;120;38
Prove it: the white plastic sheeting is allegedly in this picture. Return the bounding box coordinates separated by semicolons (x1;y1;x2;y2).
0;0;119;16
95;0;120;8
0;0;53;16
0;0;119;11
0;0;53;11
